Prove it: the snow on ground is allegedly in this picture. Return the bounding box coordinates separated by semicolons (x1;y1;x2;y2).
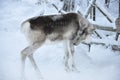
0;0;120;80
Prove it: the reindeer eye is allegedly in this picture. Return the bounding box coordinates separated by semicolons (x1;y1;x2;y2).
83;24;85;26
78;31;82;35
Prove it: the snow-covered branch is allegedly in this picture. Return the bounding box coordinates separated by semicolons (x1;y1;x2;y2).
95;2;115;23
84;0;96;18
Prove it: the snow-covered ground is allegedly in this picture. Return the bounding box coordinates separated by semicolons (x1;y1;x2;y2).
0;0;120;80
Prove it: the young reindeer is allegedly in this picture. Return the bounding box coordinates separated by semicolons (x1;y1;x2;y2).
21;13;95;79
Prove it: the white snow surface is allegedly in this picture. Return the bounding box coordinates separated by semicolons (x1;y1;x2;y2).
0;0;120;80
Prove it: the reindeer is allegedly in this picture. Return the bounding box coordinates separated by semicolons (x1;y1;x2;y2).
21;13;95;79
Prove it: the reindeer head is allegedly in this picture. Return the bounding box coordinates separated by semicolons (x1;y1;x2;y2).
73;20;95;45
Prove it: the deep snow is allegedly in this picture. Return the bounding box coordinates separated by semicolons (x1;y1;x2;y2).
0;0;120;80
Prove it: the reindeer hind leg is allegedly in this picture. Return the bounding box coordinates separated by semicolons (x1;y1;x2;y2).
21;41;44;80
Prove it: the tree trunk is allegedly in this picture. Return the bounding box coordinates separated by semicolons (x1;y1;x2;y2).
90;8;93;19
93;5;96;21
105;0;110;8
62;0;76;12
84;0;96;18
119;0;120;18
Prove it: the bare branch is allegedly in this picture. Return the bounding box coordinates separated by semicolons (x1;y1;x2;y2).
52;3;64;14
82;41;106;52
93;24;116;32
95;2;114;23
82;42;106;46
83;42;120;52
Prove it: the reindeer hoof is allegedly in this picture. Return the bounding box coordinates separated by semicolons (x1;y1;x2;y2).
71;67;80;73
65;66;71;72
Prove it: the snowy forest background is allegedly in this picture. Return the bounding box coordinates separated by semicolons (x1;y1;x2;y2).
0;0;120;80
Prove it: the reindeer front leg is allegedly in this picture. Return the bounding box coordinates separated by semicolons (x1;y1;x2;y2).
64;40;70;71
64;40;78;72
69;42;78;71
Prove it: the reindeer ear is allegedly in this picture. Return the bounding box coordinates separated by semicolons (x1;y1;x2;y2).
87;24;96;34
91;24;96;32
92;24;96;31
